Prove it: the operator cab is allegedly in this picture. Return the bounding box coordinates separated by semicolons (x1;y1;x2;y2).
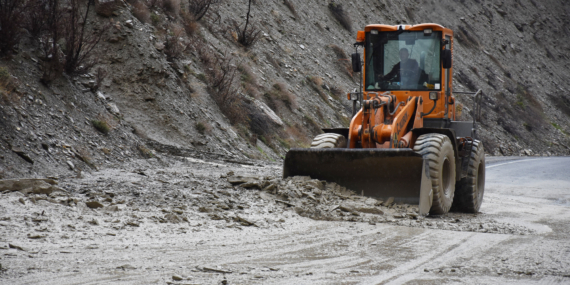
365;29;442;91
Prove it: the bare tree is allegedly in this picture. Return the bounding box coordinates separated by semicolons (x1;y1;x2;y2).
0;0;27;55
62;0;104;75
233;0;260;47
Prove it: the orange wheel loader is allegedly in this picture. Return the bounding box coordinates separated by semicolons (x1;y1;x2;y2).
283;24;485;215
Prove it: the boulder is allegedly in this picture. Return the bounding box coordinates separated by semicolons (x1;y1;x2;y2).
0;179;61;195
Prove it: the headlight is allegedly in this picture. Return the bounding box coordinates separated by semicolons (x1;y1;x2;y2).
429;92;439;100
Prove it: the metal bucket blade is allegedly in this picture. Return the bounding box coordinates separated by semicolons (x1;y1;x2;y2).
283;148;432;215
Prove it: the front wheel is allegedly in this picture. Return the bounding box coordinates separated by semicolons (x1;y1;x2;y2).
413;134;456;215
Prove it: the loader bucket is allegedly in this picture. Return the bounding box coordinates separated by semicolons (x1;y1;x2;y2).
283;148;433;215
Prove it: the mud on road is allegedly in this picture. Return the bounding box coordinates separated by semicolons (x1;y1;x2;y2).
1;154;569;284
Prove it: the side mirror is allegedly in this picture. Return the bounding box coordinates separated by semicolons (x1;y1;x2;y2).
351;53;362;73
442;49;452;69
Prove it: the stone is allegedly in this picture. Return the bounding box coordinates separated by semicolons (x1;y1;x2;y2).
107;103;120;115
11;147;33;164
355;207;384;215
383;197;395;206
117;264;136;270
97;91;107;100
66;161;75;170
85;201;104;209
306;180;324;190
104;205;120;212
9;243;28;252
172;275;183;281
0;178;59;194
125;20;134;29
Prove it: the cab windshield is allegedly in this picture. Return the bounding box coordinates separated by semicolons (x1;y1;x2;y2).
365;30;442;91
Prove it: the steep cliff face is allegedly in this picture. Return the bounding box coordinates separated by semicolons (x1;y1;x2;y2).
1;0;569;178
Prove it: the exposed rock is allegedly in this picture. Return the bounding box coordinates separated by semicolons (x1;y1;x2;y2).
85;201;104;209
11;147;33;164
107;103;120;115
0;179;60;195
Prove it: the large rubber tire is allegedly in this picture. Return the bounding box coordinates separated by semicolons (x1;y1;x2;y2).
310;133;347;148
452;140;485;213
413;134;456;215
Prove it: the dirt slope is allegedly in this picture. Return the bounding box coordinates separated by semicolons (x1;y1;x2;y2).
1;0;570;179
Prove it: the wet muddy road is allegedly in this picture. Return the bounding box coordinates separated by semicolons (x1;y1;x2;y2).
1;156;569;284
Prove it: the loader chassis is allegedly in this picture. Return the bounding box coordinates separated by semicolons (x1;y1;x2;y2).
283;24;485;215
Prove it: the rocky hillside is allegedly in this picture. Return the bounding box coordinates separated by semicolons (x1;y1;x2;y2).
1;0;569;179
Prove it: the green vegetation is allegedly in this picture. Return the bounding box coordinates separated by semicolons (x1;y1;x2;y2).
91;120;109;134
151;13;160;26
551;122;568;136
195;122;206;134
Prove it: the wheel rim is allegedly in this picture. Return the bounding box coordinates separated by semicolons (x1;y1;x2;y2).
442;157;452;197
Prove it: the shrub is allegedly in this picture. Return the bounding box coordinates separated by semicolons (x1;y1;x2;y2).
137;144;154;158
328;2;352;32
151;12;160;25
162;0;180;15
92;120;110;134
195;122;207;134
180;10;199;36
146;0;163;9
94;67;108;91
132;1;151;23
187;0;221;21
164;24;185;61
95;0;122;17
268;82;296;110
191;38;245;124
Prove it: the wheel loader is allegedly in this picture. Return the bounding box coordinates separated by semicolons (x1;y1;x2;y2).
283;23;485;215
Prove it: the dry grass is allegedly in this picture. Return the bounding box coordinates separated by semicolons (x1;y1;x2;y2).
283;0;298;17
238;64;260;97
74;146;96;169
181;10;199;36
164;23;185;61
328;2;352;32
329;45;353;79
137;144;154;158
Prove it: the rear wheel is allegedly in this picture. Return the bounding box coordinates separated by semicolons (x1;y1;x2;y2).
310;133;347;148
413;134;456;215
452;140;485;213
